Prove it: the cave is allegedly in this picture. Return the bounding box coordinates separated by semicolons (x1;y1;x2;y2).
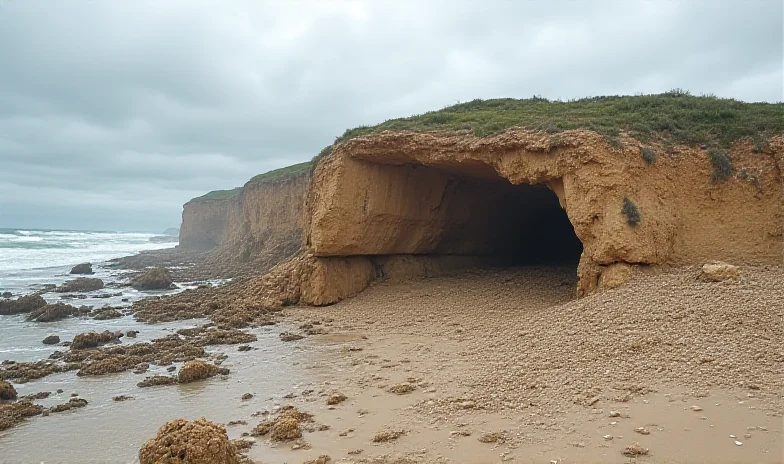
402;162;584;267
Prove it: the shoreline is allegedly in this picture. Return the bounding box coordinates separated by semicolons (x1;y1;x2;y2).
1;255;782;463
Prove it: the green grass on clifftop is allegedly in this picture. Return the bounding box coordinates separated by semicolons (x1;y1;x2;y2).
190;187;242;202
191;161;311;202
336;90;783;148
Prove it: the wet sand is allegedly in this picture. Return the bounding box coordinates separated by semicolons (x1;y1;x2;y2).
1;264;782;463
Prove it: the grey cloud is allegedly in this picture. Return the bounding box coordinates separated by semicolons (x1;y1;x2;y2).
0;0;781;231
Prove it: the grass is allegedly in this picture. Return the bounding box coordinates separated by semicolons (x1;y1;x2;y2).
191;162;311;202
190;187;242;202
247;161;311;185
707;149;734;183
334;90;783;149
640;146;657;165
622;198;641;226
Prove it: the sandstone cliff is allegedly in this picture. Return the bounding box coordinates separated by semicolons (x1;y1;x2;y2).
179;94;783;304
179;163;310;268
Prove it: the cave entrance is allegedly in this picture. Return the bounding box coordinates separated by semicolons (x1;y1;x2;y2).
419;163;583;268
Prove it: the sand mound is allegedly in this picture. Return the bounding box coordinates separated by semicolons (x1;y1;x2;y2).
138;417;240;464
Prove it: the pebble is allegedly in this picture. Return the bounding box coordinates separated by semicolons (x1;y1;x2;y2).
690;405;703;411
735;441;743;446
603;435;613;440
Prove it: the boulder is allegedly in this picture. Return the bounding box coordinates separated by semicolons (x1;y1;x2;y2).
71;330;123;350
1;292;11;298
139;418;240;464
701;262;740;282
69;263;94;275
56;278;104;293
26;303;79;322
42;335;61;345
0;380;17;401
0;294;47;315
133;268;173;290
178;360;229;383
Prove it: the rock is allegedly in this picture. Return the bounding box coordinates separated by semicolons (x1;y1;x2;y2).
0;294;47;315
701;262;739;282
373;430;406;443
56;278;104;293
0;400;44;431
91;309;122;320
113;395;134;402
0;380;18;400
69;263;94;275
608;410;621;418
304;456;332;464
599;263;633;290
634;427;650;435
139;418;240;464
132;268;173;290
242;393;253;401
279;332;304;342
26;303;80;322
621;443;649;456
1;291;11;298
137;376;178;388
326;392;347;405
178;360;229;383
126;330;138;338
478;431;504;443
42;335;60;345
49;398;88;413
71;330;123;350
388;383;416;395
690;405;703;411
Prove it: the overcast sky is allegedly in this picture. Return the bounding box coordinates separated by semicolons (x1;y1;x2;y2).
0;0;781;232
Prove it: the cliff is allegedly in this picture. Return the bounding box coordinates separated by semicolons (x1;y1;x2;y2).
179;162;310;267
180;93;783;304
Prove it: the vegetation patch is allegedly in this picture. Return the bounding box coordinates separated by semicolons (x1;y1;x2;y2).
640;146;656;165
335;91;783;148
247;161;310;185
708;149;734;183
190;187;242;202
622;198;641;226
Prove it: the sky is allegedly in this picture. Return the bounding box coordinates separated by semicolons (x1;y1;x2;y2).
0;0;781;232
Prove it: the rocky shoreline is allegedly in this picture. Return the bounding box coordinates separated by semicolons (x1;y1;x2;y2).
2;247;782;463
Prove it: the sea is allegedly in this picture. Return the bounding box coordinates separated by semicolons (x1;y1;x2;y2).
0;228;177;297
0;229;319;463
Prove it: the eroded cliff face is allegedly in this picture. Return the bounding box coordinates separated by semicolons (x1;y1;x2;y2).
181;129;782;306
179;172;309;266
299;130;782;302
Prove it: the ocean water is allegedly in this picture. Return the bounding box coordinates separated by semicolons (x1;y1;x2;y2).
0;228;177;296
0;229;323;463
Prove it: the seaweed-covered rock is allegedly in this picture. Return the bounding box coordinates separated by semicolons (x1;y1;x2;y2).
71;331;123;350
26;303;79;322
0;380;17;400
0;400;44;431
133;268;173;290
139;418;240;464
0;294;47;315
138;375;179;388
42;335;60;345
49;398;88;413
56;278;104;293
178;360;229;383
92;309;122;320
69;263;94;274
77;355;142;376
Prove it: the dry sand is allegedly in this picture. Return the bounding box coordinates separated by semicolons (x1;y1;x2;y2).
240;264;782;464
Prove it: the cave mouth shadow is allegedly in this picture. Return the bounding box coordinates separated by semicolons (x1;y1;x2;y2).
424;165;583;269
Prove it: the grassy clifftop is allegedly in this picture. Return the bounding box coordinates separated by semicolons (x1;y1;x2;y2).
192;91;783;202
337;91;783;148
191;162;311;202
